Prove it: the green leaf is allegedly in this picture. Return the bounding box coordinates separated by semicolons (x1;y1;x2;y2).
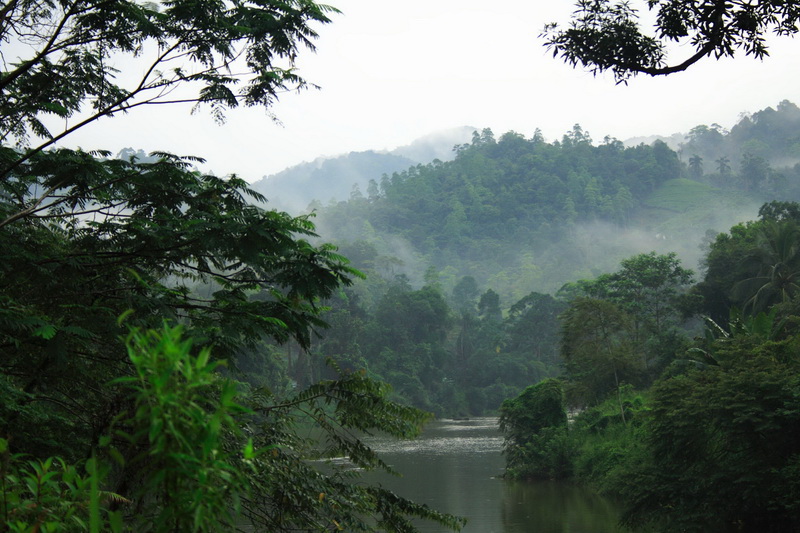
33;324;57;340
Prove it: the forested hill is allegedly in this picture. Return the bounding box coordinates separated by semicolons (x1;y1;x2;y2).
270;101;800;421
323;126;678;241
681;99;800;174
312;125;761;302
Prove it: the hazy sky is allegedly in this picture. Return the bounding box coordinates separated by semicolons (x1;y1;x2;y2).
61;0;800;181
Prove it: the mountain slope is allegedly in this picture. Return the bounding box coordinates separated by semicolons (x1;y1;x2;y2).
250;126;476;212
314;128;769;302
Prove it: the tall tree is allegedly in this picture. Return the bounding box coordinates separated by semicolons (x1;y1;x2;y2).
560;297;640;415
739;152;771;191
504;292;566;366
715;155;732;176
688;154;704;179
700;204;800;321
580;252;693;348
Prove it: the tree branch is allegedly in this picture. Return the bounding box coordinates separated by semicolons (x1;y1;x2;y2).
0;42;183;209
0;2;76;94
635;40;717;76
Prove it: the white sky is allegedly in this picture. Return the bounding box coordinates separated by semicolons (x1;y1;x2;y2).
60;0;800;181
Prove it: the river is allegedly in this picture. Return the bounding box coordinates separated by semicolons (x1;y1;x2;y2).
362;417;631;533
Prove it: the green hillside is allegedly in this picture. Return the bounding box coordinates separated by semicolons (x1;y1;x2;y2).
636;178;759;238
645;178;718;212
316;129;683;295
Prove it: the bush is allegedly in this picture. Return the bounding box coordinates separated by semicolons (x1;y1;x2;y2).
0;439;122;532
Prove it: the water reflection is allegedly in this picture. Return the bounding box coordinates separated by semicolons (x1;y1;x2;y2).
363;418;633;533
502;480;629;533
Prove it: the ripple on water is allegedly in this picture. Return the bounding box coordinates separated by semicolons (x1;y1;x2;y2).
368;436;504;455
365;418;504;456
437;419;500;432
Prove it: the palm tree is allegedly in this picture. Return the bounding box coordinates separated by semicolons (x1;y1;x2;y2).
733;220;800;313
715;156;731;176
689;154;704;179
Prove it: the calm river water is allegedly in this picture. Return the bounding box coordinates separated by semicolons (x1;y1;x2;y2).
362;417;631;533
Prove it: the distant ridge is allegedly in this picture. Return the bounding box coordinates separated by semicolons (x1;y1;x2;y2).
391;126;478;162
249;126;476;213
624;132;686;151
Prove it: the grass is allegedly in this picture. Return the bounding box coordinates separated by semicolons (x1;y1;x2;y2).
644;178;717;212
633;179;761;237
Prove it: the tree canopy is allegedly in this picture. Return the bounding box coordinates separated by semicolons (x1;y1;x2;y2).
0;0;334;152
543;0;800;82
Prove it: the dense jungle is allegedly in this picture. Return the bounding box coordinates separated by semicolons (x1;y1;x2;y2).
3;0;800;531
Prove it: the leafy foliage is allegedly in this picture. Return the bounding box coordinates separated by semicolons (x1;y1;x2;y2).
303;277;567;417
0;440;123;533
112;325;251;532
558;253;694;401
583;251;694;340
501;204;800;531
237;362;467;532
499;379;567;440
544;0;800;82
0;0;357;463
3;324;468;532
733;219;800;312
0;148;360;459
619;337;800;532
0;0;336;159
560;297;641;410
698;205;800;322
0;0;471;530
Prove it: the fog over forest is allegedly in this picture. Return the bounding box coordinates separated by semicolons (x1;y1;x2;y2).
177;101;785;426
251;102;796;300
